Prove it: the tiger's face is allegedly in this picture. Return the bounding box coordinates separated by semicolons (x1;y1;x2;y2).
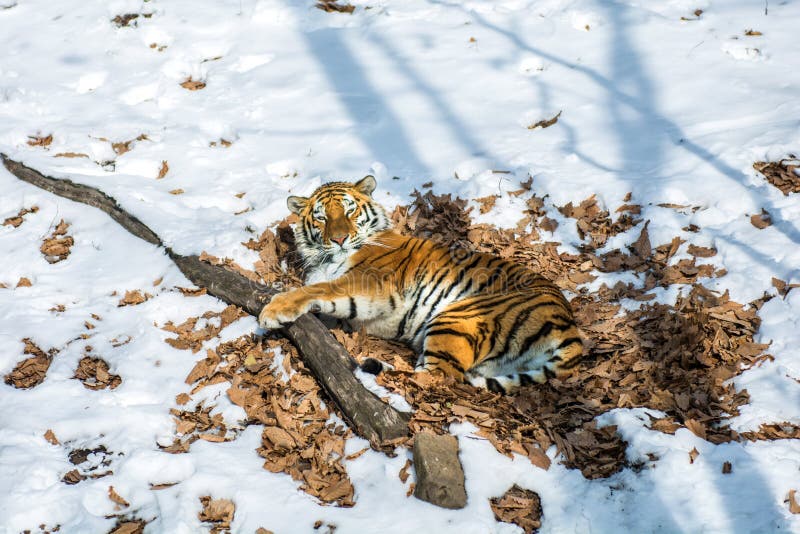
288;175;391;267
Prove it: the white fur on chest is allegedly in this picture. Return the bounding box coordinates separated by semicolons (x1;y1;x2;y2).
305;257;350;284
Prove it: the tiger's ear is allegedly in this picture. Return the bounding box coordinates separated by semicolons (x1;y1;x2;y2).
287;195;308;214
354;175;377;197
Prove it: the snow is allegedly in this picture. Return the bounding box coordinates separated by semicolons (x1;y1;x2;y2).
1;0;799;532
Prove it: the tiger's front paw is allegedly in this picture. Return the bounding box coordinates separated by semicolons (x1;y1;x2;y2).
258;292;309;329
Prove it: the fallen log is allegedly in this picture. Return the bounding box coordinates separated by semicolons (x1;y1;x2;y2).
1;154;410;446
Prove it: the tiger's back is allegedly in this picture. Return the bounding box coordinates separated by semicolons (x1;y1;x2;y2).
344;231;583;392
258;176;583;393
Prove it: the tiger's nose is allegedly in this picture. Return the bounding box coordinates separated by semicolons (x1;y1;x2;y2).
331;235;348;246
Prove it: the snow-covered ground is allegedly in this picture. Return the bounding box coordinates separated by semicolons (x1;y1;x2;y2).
1;0;799;532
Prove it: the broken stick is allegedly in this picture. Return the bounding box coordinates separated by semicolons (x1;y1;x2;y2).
1;154;409;445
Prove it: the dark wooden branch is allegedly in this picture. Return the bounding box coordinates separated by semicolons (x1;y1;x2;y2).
2;156;163;247
2;154;410;445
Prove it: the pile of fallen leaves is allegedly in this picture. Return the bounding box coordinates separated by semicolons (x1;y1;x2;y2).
74;354;121;390
199;496;235;534
166;333;355;507
159;178;797;525
40;219;74;263
754;157;800;195
241;216;304;288
490;485;543;534
162;305;246;352
61;444;114;485
363;185;778;479
4;338;58;389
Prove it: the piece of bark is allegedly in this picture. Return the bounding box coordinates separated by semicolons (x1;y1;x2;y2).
1;154;409;446
413;432;467;509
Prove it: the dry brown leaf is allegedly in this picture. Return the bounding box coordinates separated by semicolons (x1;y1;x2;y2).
631;221;651;258
112;13;139;27
118;290;151;307
316;0;355;13
109;520;146;534
345;447;369;461
476;195;499;214
44;429;60;445
108;486;130;509
16;277;32;287
772;277;800;298
199;496;235;531
399;459;412;483
177;286;207;297
525;443;551;470
198;433;226;443
687;244;716;258
788;490;800;514
181;78;206;91
685;419;707;440
689;447;699;464
681;8;703;20
527;110;562;130
722;461;732;474
63;469;86;485
27;134;53;147
750;209;772;229
169;188;185;195
209;138;233;148
157;160;169;179
263;426;297;449
111;335;133;348
112;141;132;156
55;152;89;158
3;205;38;227
108;134;148;157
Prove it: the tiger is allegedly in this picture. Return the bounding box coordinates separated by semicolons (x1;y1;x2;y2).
258;175;583;393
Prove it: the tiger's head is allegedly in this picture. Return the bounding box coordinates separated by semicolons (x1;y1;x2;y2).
287;175;391;268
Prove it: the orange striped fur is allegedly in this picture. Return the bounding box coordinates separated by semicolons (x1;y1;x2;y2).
259;176;583;393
